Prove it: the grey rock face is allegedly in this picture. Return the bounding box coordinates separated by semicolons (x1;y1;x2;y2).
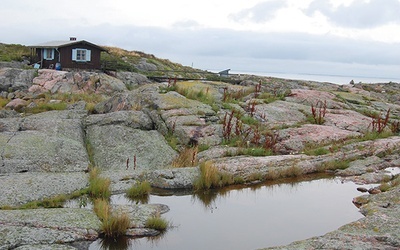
0;172;88;206
86;125;176;171
0;68;36;92
135;58;157;71
0;208;100;249
0;111;89;173
85;110;153;130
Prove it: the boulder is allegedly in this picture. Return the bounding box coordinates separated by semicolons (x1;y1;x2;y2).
5;98;28;110
116;71;150;89
0;68;36;92
29;69;127;95
135;58;157;71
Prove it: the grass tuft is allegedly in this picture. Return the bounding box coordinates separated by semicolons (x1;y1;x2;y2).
126;181;152;200
145;215;168;232
88;167;111;199
194;161;234;190
172;146;198;167
94;199;131;239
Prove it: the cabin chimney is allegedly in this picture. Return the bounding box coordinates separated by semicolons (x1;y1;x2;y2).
70;37;77;41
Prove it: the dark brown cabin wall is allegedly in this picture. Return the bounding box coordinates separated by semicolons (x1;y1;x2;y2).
59;44;102;70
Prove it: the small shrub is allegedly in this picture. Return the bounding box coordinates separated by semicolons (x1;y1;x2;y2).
145;215;168;231
369;109;390;134
126;181;152;200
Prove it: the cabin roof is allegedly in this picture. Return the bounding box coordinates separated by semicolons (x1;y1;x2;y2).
29;40;106;51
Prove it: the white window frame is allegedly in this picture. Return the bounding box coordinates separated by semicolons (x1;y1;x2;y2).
72;48;91;62
43;48;54;60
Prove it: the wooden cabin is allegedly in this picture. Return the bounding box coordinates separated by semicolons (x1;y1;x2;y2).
29;38;106;70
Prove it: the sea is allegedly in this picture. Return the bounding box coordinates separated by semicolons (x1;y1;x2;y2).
229;70;400;85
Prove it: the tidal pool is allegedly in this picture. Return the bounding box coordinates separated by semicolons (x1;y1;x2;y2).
90;175;376;250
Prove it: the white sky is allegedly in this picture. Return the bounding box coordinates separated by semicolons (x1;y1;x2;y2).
1;0;400;80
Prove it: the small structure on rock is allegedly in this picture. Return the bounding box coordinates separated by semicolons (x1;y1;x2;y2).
29;37;106;70
218;69;231;77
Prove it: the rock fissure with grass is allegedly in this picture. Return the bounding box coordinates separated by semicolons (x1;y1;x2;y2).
1;48;400;249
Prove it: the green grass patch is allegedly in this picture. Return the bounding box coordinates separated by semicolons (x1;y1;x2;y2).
88;167;111;199
145;215;169;231
0;97;9;109
126;181;152;200
0;43;30;62
359;131;393;141
24;102;67;114
305;147;330;156
319;159;350;171
240;115;259;125
238;147;273;157
20;194;68;209
165;132;179;151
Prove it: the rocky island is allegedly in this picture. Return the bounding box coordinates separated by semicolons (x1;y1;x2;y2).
0;44;399;249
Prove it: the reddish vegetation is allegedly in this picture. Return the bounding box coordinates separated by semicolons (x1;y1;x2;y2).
370;109;390;133
311;100;327;125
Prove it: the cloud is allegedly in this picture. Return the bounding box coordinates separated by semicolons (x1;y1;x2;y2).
172;19;201;29
306;0;400;28
230;0;288;23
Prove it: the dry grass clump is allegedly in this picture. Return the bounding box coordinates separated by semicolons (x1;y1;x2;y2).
94;199;131;239
172;146;198;168
194;161;234;190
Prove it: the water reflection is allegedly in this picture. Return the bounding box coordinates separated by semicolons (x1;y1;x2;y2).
89;174;373;250
98;237;131;250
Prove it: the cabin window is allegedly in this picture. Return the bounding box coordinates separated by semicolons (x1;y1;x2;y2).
72;48;91;62
43;49;54;60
